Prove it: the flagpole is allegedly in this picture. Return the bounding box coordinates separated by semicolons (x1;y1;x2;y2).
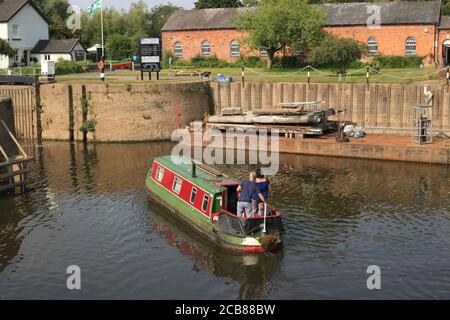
101;0;104;57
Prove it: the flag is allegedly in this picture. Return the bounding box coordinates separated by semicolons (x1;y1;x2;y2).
87;0;102;15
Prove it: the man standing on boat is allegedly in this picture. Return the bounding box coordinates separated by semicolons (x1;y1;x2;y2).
236;172;266;218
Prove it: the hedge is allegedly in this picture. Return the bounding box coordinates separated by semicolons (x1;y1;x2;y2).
372;55;423;68
164;53;267;69
3;60;92;76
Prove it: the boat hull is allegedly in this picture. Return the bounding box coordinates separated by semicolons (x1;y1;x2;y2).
146;177;281;253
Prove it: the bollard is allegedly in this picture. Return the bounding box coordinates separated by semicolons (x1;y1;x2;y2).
307;71;310;84
366;66;370;90
447;66;449;86
241;65;245;88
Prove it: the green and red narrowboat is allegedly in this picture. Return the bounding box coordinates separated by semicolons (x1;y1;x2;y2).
145;156;284;253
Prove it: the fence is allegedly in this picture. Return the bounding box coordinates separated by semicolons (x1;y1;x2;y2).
210;81;450;135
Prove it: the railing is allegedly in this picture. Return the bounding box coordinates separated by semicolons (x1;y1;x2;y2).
0;119;34;194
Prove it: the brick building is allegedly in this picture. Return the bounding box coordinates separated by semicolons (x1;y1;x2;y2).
162;1;450;66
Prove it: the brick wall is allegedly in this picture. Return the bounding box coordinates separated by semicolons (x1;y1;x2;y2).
163;24;443;64
162;29;260;61
325;24;436;61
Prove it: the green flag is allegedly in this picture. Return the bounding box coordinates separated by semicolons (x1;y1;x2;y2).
87;0;102;14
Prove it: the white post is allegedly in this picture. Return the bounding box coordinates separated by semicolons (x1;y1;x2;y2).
263;204;267;233
101;0;104;57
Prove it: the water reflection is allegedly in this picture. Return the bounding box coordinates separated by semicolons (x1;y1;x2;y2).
148;202;283;299
0;141;449;299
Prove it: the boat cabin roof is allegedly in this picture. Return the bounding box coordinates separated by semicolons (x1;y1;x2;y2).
154;156;238;194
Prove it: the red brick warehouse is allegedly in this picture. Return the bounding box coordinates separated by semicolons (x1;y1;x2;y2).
161;1;450;66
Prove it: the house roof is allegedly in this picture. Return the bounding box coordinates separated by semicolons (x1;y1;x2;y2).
161;7;248;31
321;1;442;26
161;1;442;31
0;0;49;24
32;39;85;54
438;16;450;29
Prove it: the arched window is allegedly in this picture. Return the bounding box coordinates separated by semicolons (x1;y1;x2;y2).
201;40;211;57
368;37;378;55
230;40;240;57
174;42;183;58
405;37;416;56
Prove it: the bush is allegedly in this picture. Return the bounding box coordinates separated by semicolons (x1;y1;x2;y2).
373;55;423;68
55;60;92;75
10;66;41;75
308;37;365;73
280;56;299;68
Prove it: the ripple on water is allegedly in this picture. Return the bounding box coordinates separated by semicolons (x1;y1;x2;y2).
0;142;449;299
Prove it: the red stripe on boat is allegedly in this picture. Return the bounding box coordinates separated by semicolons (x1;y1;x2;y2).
243;246;265;253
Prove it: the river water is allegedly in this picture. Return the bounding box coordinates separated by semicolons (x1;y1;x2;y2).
0;141;449;299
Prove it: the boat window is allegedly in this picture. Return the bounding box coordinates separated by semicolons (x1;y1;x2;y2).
190;187;197;204
156;166;164;182
172;176;182;194
202;195;210;212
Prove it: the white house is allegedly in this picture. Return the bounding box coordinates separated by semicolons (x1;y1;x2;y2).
0;0;49;69
31;39;87;63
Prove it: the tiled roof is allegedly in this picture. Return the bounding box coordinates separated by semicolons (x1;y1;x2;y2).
32;39;84;54
0;0;48;23
161;1;442;31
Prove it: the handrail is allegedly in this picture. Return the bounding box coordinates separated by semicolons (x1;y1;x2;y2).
0;144;9;162
220;207;281;220
0;119;27;158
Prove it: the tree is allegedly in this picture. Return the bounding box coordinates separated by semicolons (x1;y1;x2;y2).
195;0;243;9
107;34;136;60
236;0;325;69
148;3;182;38
34;0;73;39
308;36;366;73
0;39;16;57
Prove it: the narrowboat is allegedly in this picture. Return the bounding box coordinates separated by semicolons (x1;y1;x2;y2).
145;156;284;253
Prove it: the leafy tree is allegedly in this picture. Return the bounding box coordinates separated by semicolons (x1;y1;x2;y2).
148;3;182;38
107;34;136;60
308;36;366;73
80;2;181;58
443;1;450;15
236;0;324;69
0;39;16;57
34;0;73;39
195;0;243;9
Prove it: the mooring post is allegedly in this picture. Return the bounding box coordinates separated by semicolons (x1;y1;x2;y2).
33;78;43;145
446;66;449;86
241;65;245;88
81;85;88;144
366;66;370;91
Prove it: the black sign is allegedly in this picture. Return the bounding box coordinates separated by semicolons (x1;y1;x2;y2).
140;38;161;72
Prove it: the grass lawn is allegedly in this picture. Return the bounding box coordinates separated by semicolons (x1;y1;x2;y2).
54;66;442;84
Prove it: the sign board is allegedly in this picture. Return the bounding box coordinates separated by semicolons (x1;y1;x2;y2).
140;37;161;72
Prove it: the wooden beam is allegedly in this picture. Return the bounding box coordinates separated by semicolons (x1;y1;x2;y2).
0;157;34;168
0;120;28;157
0;179;32;193
0;168;33;180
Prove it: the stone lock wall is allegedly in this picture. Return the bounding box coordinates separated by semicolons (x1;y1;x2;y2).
38;82;212;142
